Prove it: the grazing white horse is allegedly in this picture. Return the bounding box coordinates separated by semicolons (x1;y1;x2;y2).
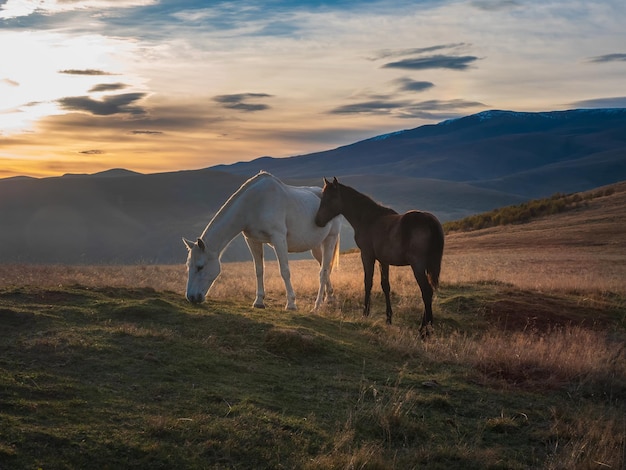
183;171;341;310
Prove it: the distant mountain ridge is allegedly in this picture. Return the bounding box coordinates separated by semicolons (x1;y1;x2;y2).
211;108;626;198
1;108;625;264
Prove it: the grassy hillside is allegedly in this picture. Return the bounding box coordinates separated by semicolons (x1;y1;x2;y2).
1;181;625;469
443;186;616;233
1;283;624;469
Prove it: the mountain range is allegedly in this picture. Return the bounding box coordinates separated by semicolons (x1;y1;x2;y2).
1;108;625;264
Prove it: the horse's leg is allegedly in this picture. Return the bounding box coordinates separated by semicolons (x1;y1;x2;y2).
361;251;375;317
314;233;339;310
411;263;434;336
311;244;323;265
271;237;297;310
310;245;326;310
245;237;266;308
322;237;336;304
379;262;393;324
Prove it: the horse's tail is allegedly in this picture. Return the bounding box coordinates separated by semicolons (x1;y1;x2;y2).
426;216;444;290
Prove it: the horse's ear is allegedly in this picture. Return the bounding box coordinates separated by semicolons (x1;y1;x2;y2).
183;238;194;251
323;177;331;186
197;238;206;251
332;176;339;186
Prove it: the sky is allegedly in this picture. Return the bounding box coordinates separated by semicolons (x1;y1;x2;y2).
1;0;625;179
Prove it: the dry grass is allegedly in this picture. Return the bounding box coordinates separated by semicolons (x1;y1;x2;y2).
443;247;626;293
2;232;623;305
444;182;626;294
5;252;624;468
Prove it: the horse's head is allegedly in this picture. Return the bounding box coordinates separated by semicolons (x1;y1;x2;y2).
315;177;342;227
183;237;221;303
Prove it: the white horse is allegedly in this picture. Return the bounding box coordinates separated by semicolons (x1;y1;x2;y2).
183;171;341;310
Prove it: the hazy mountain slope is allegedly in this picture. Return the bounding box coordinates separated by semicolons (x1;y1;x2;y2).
0;169;249;264
474;147;626;196
1;168;516;263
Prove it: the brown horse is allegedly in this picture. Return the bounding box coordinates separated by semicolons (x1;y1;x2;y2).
314;177;444;333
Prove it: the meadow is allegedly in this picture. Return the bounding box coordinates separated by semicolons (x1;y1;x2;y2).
0;184;625;469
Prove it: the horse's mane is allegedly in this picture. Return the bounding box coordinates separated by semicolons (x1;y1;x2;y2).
221;171;275;208
202;171;277;234
339;182;397;216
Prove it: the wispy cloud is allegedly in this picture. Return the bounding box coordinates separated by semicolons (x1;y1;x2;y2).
586;53;626;63
79;149;105;155
371;43;469;61
58;93;147;116
130;130;163;135
90;83;128;93
329;100;412;116
59;69;115;76
393;78;435;93
396;99;488;119
1;78;20;87
329;98;486;117
213;93;273;112
383;55;480;71
0;0;157;20
470;0;521;12
570;96;626;108
369;42;479;73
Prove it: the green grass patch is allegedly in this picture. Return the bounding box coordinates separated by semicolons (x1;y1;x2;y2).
1;285;624;469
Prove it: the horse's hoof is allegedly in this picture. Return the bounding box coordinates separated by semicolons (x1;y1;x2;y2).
253;303;266;309
285;305;298;311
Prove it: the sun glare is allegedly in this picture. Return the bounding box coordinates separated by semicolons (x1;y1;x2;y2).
0;31;140;134
0;29;148;178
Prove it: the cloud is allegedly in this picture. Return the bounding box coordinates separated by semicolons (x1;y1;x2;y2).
409;99;487;111
586;53;626;63
2;78;20;87
371;43;468;61
130;130;163;135
0;0;157;20
89;83;128;93
393;78;435;93
328;100;412;115
569;96;626;108
470;0;521;12
383;55;479;71
58;93;147;116
329;98;486;117
213;93;273;112
59;69;116;76
399;99;486;118
79;149;105;155
35;100;223;141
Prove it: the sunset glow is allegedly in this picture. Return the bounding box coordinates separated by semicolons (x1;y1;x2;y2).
1;0;625;179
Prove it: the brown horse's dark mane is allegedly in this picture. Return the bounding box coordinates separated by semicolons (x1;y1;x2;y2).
338;182;397;218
